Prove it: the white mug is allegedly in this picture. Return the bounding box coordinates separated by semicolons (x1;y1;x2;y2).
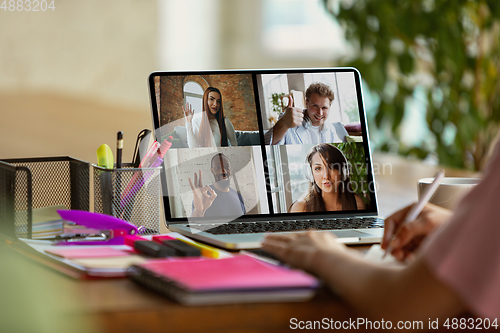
418;177;481;210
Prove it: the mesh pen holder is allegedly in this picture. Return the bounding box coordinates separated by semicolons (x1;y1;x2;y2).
0;157;90;239
93;163;162;235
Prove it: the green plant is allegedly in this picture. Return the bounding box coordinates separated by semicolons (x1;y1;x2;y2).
337;142;370;206
324;0;500;170
270;92;286;114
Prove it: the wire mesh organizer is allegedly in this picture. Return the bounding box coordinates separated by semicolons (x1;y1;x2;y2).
0;157;90;239
93;163;162;235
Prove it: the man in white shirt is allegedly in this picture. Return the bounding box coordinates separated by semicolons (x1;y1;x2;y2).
265;82;348;145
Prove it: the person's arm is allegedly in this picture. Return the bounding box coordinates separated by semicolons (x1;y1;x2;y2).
186;112;201;148
189;171;217;217
262;232;465;323
382;203;452;261
225;117;238;147
269;95;304;145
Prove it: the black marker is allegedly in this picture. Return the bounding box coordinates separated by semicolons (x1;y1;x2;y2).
125;235;176;258
153;235;201;257
116;131;123;169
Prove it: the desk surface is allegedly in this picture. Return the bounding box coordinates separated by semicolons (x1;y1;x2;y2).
4;154;477;333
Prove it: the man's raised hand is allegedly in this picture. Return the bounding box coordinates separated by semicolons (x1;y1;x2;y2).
189;170;217;217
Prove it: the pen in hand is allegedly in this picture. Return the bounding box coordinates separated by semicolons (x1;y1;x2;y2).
383;169;445;258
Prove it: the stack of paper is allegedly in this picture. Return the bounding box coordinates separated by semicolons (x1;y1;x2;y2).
30;205;65;239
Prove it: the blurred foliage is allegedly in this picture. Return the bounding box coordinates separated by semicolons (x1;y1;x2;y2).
270;92;286;114
324;0;500;170
337;142;370;206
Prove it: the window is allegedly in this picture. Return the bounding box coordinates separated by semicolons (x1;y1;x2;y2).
304;72;360;124
183;81;204;114
262;0;346;59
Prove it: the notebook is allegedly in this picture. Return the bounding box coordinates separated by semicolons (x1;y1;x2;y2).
149;68;384;249
126;255;318;305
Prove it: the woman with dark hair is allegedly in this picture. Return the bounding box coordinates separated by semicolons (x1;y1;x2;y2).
184;87;238;147
289;143;365;212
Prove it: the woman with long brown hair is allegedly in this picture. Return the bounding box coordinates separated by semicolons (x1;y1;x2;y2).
289;143;365;212
184;87;238;147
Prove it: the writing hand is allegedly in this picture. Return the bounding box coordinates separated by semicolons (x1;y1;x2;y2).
382;203;452;261
189;170;217;216
183;102;194;123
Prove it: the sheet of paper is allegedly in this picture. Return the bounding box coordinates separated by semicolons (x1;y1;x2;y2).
45;247;131;259
364;244;402;266
72;256;149;269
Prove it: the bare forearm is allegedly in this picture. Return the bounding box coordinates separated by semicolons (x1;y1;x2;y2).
312;249;464;323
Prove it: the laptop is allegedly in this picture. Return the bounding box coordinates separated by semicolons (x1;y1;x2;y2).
148;68;384;250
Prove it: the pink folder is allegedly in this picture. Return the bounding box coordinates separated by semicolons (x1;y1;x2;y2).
137;255;318;291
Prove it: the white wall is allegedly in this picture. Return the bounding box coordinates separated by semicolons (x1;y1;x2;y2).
0;0;157;110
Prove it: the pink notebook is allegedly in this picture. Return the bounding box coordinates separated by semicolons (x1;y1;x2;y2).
127;255;318;305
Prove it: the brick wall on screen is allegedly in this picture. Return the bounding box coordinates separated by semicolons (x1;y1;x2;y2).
159;76;184;126
207;74;258;131
159;74;259;131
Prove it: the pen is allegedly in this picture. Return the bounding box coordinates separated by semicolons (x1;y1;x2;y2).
116;131;123;169
383;169;445;258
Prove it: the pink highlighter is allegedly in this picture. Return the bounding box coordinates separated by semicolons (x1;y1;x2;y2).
121;140;160;201
119;137;173;216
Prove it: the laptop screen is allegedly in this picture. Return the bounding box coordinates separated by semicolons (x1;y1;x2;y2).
149;68;377;223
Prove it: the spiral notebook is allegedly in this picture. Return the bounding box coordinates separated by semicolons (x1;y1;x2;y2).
126;255;319;305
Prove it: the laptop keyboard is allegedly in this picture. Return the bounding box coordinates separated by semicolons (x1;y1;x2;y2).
185;217;384;235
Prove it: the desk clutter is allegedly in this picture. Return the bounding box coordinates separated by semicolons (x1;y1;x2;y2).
0;129;319;305
0;156;90;239
4;212;319;305
0;130;171;240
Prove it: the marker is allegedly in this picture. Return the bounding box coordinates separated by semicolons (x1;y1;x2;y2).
119;137;174;212
116;131;123;169
124;235;176;258
383;169;445;258
139;141;160;168
96;144;114;169
152;235;201;257
177;238;221;259
120;141;160;202
96;144;114;215
144;137;173;168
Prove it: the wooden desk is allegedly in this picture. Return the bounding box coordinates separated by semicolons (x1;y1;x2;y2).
3;154;476;333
